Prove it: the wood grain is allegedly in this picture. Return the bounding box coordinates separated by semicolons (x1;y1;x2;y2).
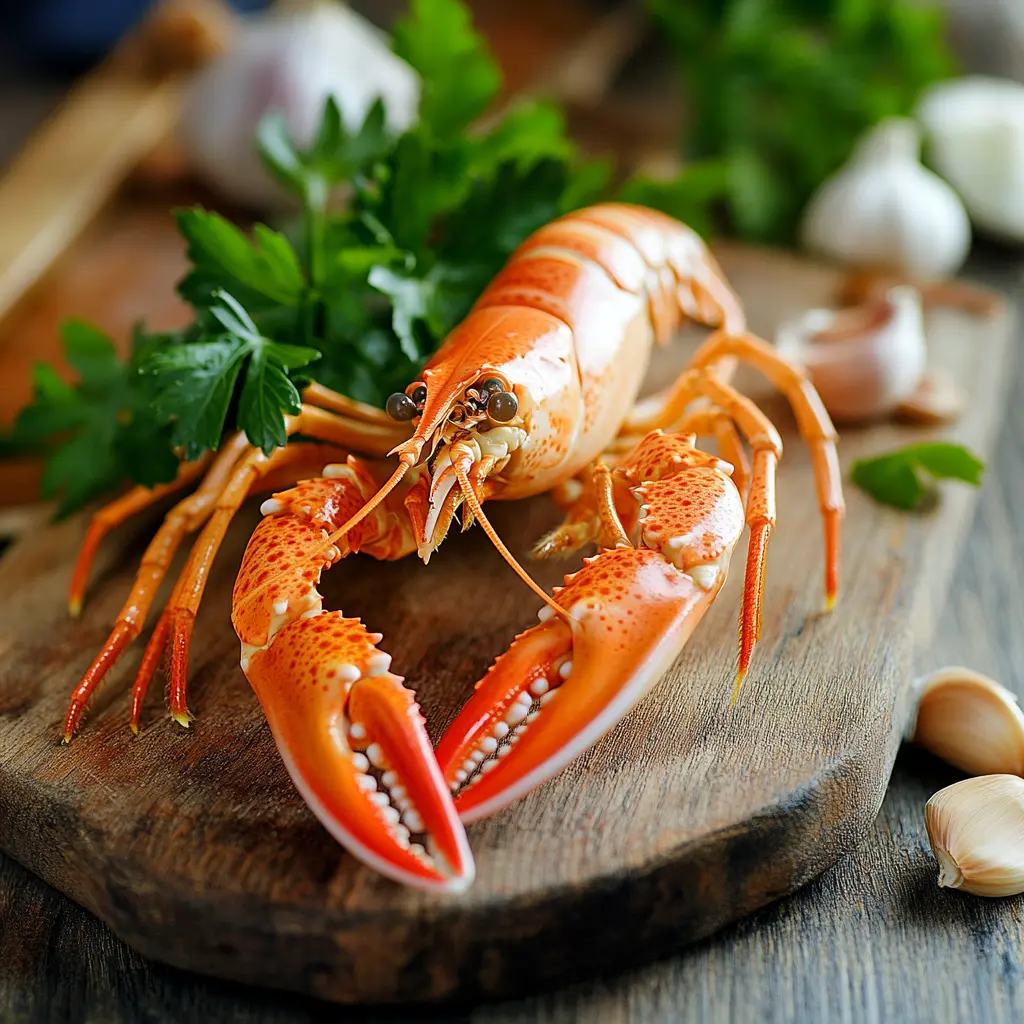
0;65;180;329
0;245;1013;1005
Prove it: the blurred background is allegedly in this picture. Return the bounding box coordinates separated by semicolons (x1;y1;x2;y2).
1;0;1022;512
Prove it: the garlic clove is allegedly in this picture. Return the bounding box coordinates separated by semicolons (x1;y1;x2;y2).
925;775;1024;897
894;367;967;426
917;76;1024;243
774;285;926;423
178;2;421;210
907;667;1024;777
800;117;972;278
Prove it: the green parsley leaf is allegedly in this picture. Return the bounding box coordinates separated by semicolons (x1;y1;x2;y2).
258;96;393;196
851;442;984;511
392;0;502;141
650;0;957;243
176;208;305;309
142;291;319;458
12;320;178;516
367;265;437;361
9;0;616;515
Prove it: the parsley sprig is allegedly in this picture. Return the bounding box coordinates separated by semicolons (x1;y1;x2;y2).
644;0;956;244
851;442;984;511
10;0;609;516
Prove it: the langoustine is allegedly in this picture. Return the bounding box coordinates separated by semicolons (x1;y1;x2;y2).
64;203;844;891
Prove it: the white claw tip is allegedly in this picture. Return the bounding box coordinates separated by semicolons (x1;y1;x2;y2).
273;599;289;616
260;498;282;516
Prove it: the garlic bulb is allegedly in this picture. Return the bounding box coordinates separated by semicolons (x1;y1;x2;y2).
925;775;1024;897
774;286;927;423
907;667;1024;777
178;1;420;210
916;76;1024;243
800;117;971;278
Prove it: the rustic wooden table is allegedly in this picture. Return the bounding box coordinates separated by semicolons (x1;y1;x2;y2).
2;38;1024;1024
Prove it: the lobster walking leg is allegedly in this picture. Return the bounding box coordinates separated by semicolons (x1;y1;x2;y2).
533;405;751;563
232;457;474;891
436;430;748;823
63;434;249;740
68;450;217;617
623;342;842;607
687;330;843;607
64;396;413;741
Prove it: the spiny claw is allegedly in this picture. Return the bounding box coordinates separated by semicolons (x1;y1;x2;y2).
245;611;474;892
438;546;727;823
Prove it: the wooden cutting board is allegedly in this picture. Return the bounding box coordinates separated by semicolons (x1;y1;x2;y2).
0;218;1014;1002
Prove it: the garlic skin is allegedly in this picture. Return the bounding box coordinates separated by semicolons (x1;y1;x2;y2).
178;2;420;210
916;76;1024;244
907;667;1024;777
774;286;926;423
925;775;1024;897
800;117;972;278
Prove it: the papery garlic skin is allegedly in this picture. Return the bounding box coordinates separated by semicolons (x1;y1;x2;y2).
179;2;420;210
917;76;1024;244
800;117;971;278
925;775;1024;897
907;667;1024;777
774;286;926;423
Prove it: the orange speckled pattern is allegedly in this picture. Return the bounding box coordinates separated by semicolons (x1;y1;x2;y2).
619;429;727;483
638;469;745;569
232;515;330;648
447;546;724;821
246;612;472;890
269;460;380;531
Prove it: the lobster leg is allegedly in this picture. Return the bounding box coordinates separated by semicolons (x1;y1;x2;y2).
63;434;249;740
134;442;365;731
232;458;473;891
437;431;747;823
162;406;409;724
623;339;841;608
533;403;752;565
686;330;843;608
64;399;410;740
68;450;217;617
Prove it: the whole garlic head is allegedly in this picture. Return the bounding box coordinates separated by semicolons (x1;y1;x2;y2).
917;76;1024;244
774;286;926;423
926;775;1024;897
178;1;420;210
907;667;1024;777
800;117;972;278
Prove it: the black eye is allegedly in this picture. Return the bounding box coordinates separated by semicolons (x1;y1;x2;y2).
386;392;418;421
410;384;427;405
480;377;505;395
487;390;518;422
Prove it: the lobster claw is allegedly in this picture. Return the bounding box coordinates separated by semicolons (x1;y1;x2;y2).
436;546;729;823
245;612;475;892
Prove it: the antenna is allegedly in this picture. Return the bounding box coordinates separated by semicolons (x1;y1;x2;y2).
453;463;571;623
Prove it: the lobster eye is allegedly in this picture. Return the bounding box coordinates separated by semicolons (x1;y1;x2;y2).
410;384;427;405
487;390;518;422
386;392;418;421
480;377;505;395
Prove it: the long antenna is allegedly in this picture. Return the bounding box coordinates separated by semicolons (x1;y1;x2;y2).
234;452;417;619
454;463;572;623
320;453;415;554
